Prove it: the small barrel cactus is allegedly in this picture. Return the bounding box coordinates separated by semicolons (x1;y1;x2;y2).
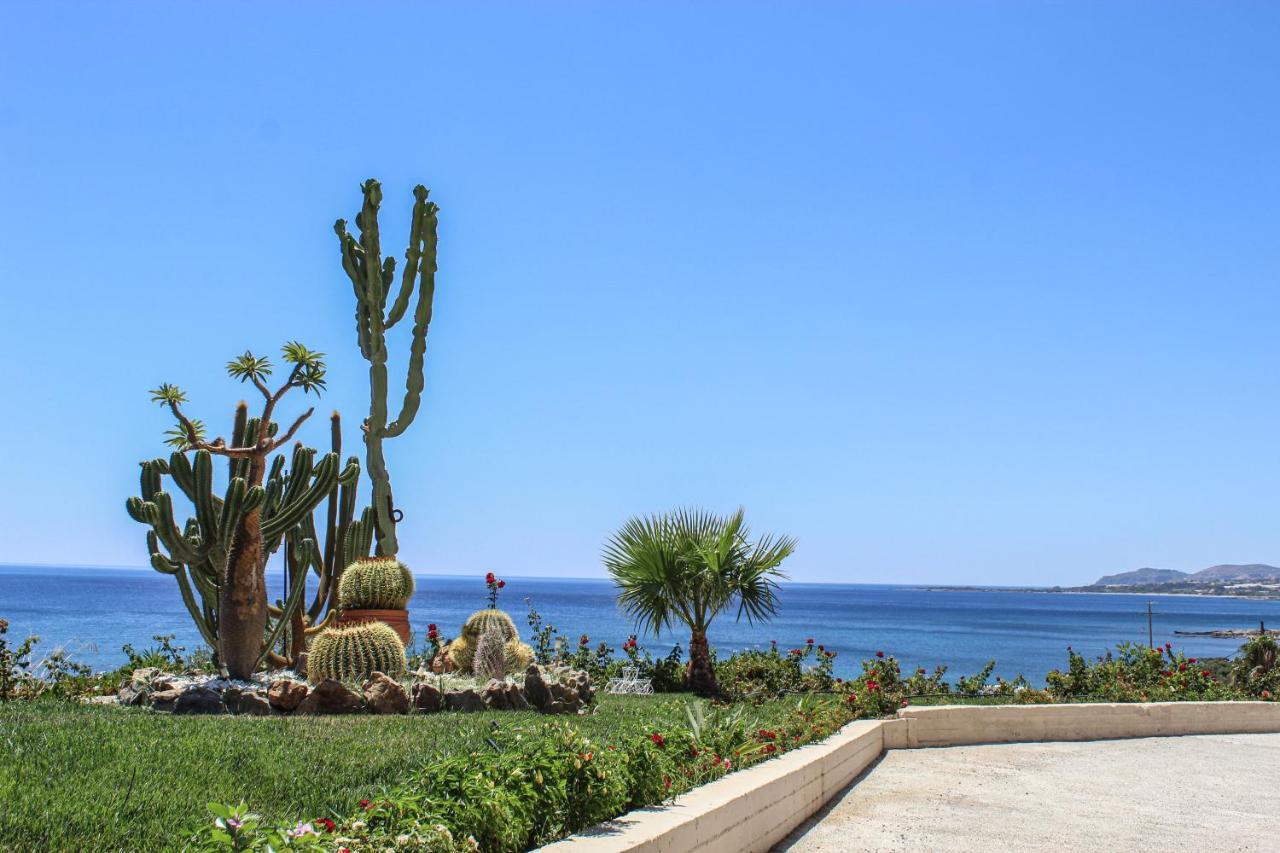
338;557;415;610
307;621;407;684
448;609;531;674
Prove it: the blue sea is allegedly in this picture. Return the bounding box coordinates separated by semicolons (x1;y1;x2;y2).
3;565;1280;682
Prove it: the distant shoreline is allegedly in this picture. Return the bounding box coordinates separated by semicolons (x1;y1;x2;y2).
921;584;1280;602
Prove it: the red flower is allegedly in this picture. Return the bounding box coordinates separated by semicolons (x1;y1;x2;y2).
497;580;506;588
845;693;858;703
757;729;776;740
664;775;672;789
763;743;777;753
651;732;665;747
485;572;495;583
876;651;885;658
358;799;371;810
900;699;909;708
1188;658;1198;663
1178;663;1187;672
1201;670;1212;678
580;634;590;646
835;678;843;684
867;680;880;691
316;818;335;833
806;637;815;645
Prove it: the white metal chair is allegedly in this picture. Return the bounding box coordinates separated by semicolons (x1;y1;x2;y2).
605;666;654;695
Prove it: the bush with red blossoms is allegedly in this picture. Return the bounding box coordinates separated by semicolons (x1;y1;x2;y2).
1045;642;1244;702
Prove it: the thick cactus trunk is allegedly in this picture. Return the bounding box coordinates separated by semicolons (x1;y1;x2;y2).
220;456;267;680
686;629;719;697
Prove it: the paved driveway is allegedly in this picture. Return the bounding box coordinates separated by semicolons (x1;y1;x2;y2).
777;733;1280;852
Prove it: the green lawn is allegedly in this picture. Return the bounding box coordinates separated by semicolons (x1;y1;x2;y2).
0;695;704;852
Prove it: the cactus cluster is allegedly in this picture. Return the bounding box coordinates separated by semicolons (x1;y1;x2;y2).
126;404;368;670
338;557;415;610
307;621;406;684
447;609;535;676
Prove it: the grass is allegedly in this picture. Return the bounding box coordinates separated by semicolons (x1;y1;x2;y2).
0;694;793;852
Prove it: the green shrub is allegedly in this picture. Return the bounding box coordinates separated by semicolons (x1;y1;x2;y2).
1045;642;1245;702
717;639;836;701
307;622;407;684
338;557;415;610
1231;634;1279;698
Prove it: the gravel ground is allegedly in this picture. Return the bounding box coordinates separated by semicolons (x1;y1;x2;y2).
777;734;1280;852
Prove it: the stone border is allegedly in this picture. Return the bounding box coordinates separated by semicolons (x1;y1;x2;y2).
540;701;1280;852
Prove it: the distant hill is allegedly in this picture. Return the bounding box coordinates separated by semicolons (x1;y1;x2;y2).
1094;567;1190;586
1093;564;1280;586
1191;564;1280;582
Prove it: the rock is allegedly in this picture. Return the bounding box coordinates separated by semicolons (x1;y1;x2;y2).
225;687;273;716
295;679;364;715
363;672;410;715
153;676;181;692
149;688;181;712
267;679;308;712
173;685;226;715
504;681;530;711
85;694;118;706
550;682;580;707
482;679;511;710
444;687;485;712
411;682;443;713
543;700;567;715
523;665;551;709
117;668;157;707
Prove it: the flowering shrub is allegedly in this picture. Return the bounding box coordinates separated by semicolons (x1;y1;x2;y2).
716;638;837;700
1045;643;1245;702
198;697;861;851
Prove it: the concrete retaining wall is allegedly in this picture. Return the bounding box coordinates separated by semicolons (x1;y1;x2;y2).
541;701;1280;852
897;700;1280;748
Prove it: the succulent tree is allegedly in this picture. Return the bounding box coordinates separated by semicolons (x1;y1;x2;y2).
334;179;440;559
143;342;335;680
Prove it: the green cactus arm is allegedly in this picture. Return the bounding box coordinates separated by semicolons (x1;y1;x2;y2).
145;492;200;564
190;451;220;543
254;537;315;670
261;452;340;541
384;185;430;328
384;196;437;439
175;565;218;649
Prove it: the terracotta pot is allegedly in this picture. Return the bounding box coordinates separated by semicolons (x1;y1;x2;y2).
336;609;412;646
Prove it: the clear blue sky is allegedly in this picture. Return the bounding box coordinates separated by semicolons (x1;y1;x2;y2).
2;2;1277;585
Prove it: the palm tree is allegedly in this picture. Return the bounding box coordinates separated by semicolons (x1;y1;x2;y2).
603;507;795;696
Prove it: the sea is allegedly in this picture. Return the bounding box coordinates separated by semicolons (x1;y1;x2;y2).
3;564;1280;682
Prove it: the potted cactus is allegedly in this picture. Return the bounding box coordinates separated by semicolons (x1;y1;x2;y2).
334;557;415;644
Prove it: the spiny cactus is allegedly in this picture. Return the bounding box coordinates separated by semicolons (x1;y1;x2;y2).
127;399;364;675
307;622;406;684
461;609;518;642
473;626;508;683
447;609;534;675
338;557;415;610
335;180;440;559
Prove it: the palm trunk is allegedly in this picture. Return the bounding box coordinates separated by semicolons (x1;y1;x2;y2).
686;629;719;696
219;456;267;680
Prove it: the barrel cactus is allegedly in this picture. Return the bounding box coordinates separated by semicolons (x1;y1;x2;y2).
338;557;415;610
473;627;508;682
447;609;534;675
307;622;406;684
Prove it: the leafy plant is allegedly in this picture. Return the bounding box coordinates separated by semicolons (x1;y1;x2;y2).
603;507;795;695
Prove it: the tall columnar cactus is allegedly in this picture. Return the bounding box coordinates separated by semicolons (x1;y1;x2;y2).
307;622;406;684
338;557;415;610
134;342;346;680
335;179;440;559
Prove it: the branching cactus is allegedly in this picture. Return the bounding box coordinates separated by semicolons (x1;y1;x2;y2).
131;343;347;680
335;180;440;559
338;557;415;610
307;622;406;684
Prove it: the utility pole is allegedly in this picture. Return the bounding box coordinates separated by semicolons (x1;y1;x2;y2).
1147;601;1154;648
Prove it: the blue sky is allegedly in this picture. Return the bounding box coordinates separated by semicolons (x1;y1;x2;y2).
2;2;1277;585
